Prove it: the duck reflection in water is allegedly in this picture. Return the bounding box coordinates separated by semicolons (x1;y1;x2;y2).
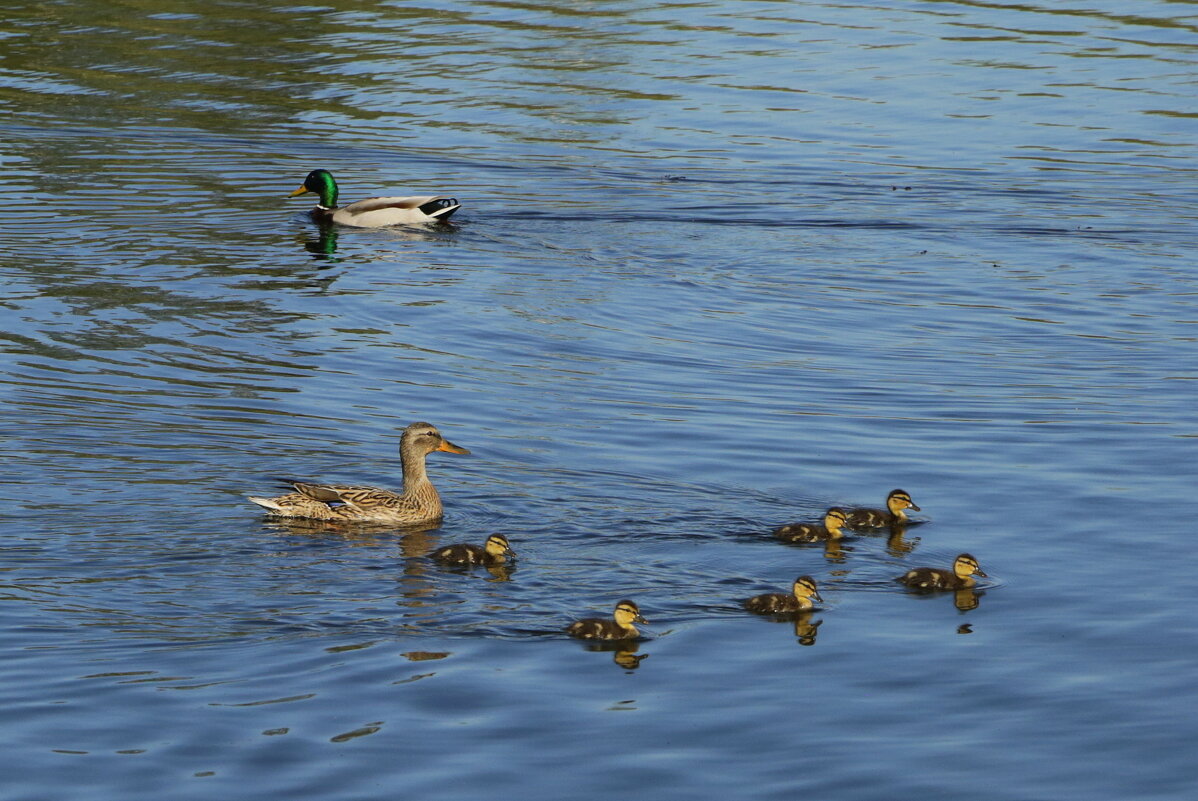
792;611;824;646
953;588;983;612
301;215;459;259
885;522;920;557
578;640;651;671
303;222;339;259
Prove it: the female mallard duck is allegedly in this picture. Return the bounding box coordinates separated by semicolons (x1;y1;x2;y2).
844;489;920;529
898;553;986;591
430;533;514;567
774;508;849;543
744;575;822;614
288;169;460;227
566;600;646;641
246;421;469;524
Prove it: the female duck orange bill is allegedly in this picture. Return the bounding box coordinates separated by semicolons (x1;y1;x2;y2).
289;169;460;227
430;534;515;567
898;553;986;591
774;508;848;542
744;576;822;614
566;600;646;641
844;489;920;529
246;422;469;524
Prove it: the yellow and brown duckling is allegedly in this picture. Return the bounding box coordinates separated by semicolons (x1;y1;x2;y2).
289;169;460;227
774;508;849;543
566;600;646;641
430;533;514;567
246;421;470;524
898;553;987;591
844;489;920;529
744;575;822;614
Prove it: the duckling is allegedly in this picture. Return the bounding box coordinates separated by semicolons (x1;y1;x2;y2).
744;575;823;614
774;508;848;543
566;600;646;641
898;553;987;591
429;533;514;567
844;489;920;529
289;169;460;227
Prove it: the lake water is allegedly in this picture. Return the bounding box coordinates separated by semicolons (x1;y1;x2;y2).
3;1;1197;798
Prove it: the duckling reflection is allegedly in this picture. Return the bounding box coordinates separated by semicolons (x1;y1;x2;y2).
954;588;983;612
845;489;920;529
578;640;650;670
430;533;514;568
875;522;919;558
773;508;848;543
566;599;646;641
792;611;824;646
744;575;822;614
304;222;339;258
898;553;986;591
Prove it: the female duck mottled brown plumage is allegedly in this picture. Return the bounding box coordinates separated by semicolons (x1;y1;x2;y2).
430;534;514;567
898;553;986;591
246;421;469;524
844;489;920;529
566;600;646;641
774;508;848;543
744;575;822;614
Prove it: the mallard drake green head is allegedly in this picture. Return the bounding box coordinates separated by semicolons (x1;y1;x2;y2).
288;169;461;227
289;168;340;207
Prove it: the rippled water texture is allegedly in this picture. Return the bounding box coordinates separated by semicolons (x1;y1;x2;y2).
3;1;1197;799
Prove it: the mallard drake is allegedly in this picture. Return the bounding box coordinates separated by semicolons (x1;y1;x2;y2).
430;533;514;567
566;600;646;641
774;508;848;543
898;553;986;591
844;489;920;529
744;575;822;614
288;169;460;227
246;421;469;524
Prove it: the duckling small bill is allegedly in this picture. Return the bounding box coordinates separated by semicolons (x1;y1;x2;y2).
898;553;986;591
566;600;647;641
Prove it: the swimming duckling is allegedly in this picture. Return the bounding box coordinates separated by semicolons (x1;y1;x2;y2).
774;508;848;543
844;489;920;529
566;600;646;641
898;553;987;591
429;533;514;567
744;575;823;614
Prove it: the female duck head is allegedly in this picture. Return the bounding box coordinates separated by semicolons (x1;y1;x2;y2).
289;169;338;208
